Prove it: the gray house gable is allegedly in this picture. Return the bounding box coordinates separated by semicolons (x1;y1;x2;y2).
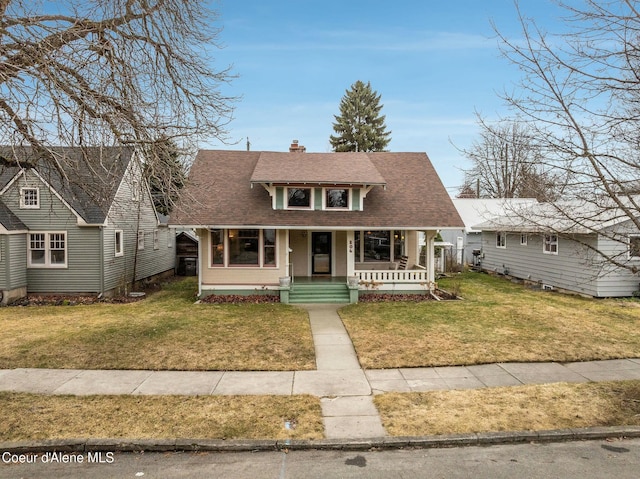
0;146;175;300
0;146;134;225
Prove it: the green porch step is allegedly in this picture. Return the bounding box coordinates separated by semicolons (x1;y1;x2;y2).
288;282;350;303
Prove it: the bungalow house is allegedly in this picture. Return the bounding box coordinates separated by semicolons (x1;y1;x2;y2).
170;147;464;303
475;200;640;297
0;146;175;303
439;198;538;266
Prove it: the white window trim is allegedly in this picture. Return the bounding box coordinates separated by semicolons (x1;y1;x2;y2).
284;187;314;210
520;234;528;246
132;179;140;202
496;232;506;249
20;187;40;209
137;230;145;250
322;187;352;210
210;229;277;268
543;234;559;255
628;235;640;260
115;230;124;257
28;231;67;268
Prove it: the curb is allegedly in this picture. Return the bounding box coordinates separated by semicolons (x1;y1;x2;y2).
3;426;640;455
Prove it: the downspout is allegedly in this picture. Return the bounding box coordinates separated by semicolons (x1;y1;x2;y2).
197;229;202;298
99;226;105;296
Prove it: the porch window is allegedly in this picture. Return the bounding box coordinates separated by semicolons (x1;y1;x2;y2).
629;235;640;259
211;229;276;267
287;188;311;208
354;230;406;263
28;232;67;268
263;229;276;266
393;230;405;259
496;232;506;249
211;229;224;265
229;229;259;266
543;234;558;254
325;188;349;209
363;231;391;261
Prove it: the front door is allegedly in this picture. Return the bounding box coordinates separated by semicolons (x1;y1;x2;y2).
312;232;331;275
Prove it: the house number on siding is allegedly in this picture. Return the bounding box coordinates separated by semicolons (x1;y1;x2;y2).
349;240;353;253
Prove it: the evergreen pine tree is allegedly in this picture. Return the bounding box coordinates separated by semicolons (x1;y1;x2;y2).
329;80;391;152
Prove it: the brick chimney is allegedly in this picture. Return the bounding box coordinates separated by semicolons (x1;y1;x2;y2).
289;139;306;153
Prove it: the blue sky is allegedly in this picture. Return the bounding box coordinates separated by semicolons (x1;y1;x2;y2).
208;0;570;194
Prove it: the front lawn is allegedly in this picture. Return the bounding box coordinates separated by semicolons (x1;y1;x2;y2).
375;380;640;436
0;392;323;440
0;278;315;371
340;272;640;369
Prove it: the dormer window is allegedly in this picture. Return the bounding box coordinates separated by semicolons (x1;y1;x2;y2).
287;188;311;208
325;188;349;209
20;187;39;209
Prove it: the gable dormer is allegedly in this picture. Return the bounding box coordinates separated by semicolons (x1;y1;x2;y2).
249;151;386;211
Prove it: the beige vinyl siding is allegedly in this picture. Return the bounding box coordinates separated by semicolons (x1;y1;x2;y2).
334;230;347;276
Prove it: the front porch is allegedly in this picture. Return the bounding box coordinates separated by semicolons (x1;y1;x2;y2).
281;266;435;304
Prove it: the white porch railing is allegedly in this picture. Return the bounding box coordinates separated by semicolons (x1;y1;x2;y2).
355;269;431;290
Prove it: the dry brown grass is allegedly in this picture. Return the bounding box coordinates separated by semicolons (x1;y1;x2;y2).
0;278;315;371
0;392;323;441
340;272;640;368
375;380;640;436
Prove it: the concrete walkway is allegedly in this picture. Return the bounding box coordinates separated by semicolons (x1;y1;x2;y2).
1;304;639;440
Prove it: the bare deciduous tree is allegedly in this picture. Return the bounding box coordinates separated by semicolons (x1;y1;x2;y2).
493;0;640;273
459;117;560;201
0;0;234;184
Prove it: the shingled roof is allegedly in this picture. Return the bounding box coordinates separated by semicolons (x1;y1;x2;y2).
250;152;386;186
0;146;134;224
172;150;463;230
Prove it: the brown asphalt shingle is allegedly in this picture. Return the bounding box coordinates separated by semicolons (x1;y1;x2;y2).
171;150;463;229
250;152;386;185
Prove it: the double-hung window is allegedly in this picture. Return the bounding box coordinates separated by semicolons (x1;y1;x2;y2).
496;232;507;249
543;234;558;254
20;187;39;209
28;232;67;268
629;235;640;259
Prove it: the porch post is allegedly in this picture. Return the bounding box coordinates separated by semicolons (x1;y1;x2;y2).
426;230;436;283
346;230;355;277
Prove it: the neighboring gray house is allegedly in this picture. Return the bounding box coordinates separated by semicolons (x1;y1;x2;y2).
0;146;175;303
440;198;538;266
476;201;640;297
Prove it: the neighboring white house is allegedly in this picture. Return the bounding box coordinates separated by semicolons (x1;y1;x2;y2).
439;198;538;267
475;201;640;297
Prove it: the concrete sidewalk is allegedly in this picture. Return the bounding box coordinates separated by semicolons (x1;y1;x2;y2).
2;358;639;397
1;304;639;440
